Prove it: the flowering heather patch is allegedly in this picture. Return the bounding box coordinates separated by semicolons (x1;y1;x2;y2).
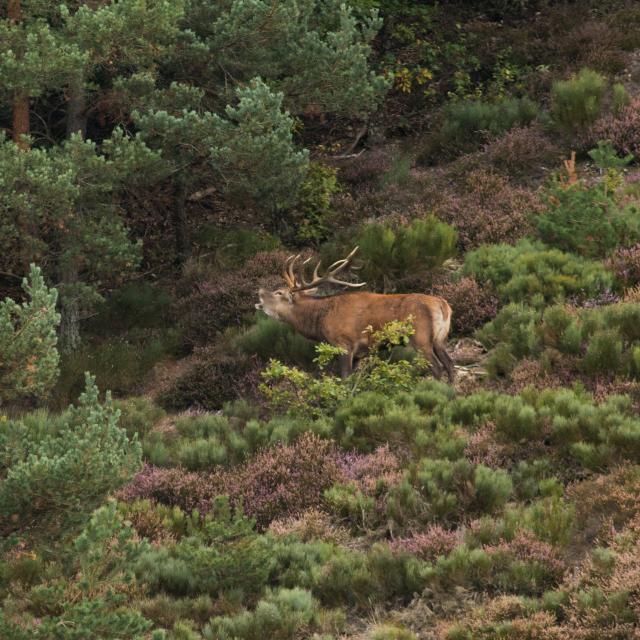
390;525;461;562
433;169;542;250
588;98;640;159
606;243;640;289
219;433;345;529
116;464;218;514
268;508;350;544
338;445;404;495
483;125;561;178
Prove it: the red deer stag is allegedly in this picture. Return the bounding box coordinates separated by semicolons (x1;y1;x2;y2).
256;248;454;381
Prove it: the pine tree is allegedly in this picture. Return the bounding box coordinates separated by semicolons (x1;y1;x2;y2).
0;264;60;406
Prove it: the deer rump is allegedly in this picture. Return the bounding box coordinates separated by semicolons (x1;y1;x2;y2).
304;291;454;380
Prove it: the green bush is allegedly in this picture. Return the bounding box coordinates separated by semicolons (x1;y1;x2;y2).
203;588;334;640
284;162;341;245
160;348;253;411
0;264;60;406
326;216;457;289
536;182;640;258
550;68;608;135
582;329;623;376
439;96;539;155
237;315;317;369
0;375;142;535
371;624;418;640
464;240;613;304
114;396;166;440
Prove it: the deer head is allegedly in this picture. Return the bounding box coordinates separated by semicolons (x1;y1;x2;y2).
255;247;365;320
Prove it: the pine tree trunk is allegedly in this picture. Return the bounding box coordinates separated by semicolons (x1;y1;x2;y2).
59;262;81;353
172;176;189;264
8;1;29;150
66;80;87;138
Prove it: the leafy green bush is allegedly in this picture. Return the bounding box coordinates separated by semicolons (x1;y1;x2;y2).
114;396;166;440
550;68;608;135
0;375;142;535
536;181;640;258
464;240;613;304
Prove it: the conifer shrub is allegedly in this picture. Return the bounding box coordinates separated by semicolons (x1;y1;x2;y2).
114;396;166;440
432;277;499;334
0;264;60;406
237;315;317;369
536;181;640;258
370;624;418;640
437;97;539;157
464;240;613;304
0;376;142;535
550;68;608;136
199;226;281;269
582;329;623;376
387;458;512;527
203;588;334;640
348;216;457;289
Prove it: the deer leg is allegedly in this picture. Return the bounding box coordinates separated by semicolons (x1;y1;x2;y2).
410;333;443;380
339;351;354;379
434;342;455;383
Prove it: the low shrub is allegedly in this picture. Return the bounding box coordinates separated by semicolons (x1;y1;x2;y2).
550;68;608;136
114;396;165;440
180;250;287;347
606;243;640;289
197;226;281;269
588;98;640;159
237;315;317;369
482;125;561;178
437;96;539;157
391;525;461;562
0;376;142;535
342;216;457;290
203;588;337;640
160;348;255;411
219;433;345;529
434;169;542;250
432;277;499;334
464;240;613;304
536;181;640;258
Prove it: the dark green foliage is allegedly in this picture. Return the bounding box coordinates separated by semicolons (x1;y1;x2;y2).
464;240;613;304
582;329;623;376
114;396;166;440
198;227;281;269
55;329;181;403
536;182;640;258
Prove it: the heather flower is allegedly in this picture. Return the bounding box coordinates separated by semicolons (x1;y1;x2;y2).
391;525;461;562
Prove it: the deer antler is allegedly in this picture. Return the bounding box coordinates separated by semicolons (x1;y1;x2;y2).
287;247;366;293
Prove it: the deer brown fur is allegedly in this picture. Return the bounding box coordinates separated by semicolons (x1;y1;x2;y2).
256;249;454;381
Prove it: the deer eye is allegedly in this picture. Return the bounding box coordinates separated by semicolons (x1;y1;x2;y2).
275;292;282;296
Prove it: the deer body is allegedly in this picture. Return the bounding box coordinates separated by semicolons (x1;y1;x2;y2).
257;287;454;379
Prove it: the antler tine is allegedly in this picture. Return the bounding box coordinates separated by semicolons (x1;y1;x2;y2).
290;247;365;293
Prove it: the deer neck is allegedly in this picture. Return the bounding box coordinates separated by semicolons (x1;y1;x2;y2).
282;295;329;341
